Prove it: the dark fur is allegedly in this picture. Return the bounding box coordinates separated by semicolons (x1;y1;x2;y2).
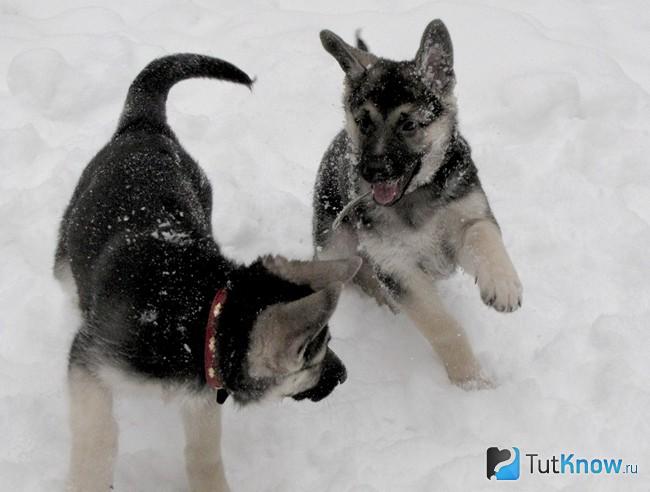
56;54;346;405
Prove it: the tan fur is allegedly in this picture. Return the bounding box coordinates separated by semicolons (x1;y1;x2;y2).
400;272;490;387
67;367;234;491
66;367;118;492
182;399;230;492
407;94;457;191
262;255;361;290
457;220;522;312
66;367;234;492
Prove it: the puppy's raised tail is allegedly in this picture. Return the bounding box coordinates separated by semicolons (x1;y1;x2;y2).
116;53;253;134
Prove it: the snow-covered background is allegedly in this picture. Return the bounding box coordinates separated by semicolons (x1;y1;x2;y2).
1;0;648;490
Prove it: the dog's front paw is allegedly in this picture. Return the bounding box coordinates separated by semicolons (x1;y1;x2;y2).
476;264;522;313
447;362;494;390
456;373;495;391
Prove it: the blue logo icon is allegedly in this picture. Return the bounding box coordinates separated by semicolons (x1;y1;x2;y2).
487;447;520;480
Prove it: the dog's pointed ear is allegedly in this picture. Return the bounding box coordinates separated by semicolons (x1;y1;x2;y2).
278;282;343;337
415;19;455;93
320;30;378;77
263;255;362;289
249;283;343;375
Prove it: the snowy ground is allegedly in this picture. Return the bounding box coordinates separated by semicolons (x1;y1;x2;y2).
1;1;649;491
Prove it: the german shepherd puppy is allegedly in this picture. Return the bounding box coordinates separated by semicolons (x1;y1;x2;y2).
313;21;522;387
55;54;361;492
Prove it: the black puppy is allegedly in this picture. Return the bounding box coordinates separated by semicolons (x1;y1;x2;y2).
55;53;360;492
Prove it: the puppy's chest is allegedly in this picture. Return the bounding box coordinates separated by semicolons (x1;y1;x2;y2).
357;207;456;278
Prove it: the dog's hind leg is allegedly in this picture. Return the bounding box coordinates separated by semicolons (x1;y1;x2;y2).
66;365;118;492
400;273;491;388
182;398;230;492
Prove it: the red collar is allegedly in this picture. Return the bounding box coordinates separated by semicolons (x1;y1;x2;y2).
204;288;228;390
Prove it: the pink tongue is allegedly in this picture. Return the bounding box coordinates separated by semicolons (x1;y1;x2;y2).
372;182;400;205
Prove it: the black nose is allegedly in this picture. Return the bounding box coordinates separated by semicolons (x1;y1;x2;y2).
335;364;347;385
290;350;347;402
324;349;346;385
361;157;392;182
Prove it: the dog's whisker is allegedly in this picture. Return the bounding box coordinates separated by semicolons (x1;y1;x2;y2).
332;191;372;230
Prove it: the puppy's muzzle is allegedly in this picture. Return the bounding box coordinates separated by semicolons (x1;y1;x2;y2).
292;349;347;402
360;155;403;183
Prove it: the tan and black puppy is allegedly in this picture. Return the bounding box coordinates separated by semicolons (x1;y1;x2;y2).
313;21;522;388
55;54;361;492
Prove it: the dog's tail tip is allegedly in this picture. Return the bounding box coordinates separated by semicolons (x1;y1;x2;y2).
224;63;254;88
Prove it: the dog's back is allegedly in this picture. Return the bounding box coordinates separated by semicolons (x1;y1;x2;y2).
55;55;253;379
55;55;252;311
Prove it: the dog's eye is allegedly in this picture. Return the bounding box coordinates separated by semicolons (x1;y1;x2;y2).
356;113;374;135
400;120;417;133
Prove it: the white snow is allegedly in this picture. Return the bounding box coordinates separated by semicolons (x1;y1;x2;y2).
1;1;649;491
